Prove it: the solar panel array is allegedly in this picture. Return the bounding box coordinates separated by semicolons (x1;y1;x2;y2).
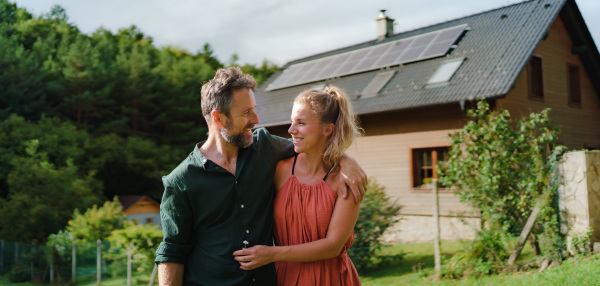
266;24;468;91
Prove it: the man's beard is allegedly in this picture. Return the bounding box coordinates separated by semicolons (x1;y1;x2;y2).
221;121;253;148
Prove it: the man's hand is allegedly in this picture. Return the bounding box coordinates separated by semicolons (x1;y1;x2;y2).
338;154;367;204
233;245;276;270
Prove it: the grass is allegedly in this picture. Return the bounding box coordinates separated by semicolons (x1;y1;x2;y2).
360;241;465;285
360;241;600;286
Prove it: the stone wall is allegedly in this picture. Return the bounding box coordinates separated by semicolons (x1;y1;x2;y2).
381;215;480;243
558;150;600;247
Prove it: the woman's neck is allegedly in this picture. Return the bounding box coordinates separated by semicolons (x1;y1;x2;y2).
296;151;330;179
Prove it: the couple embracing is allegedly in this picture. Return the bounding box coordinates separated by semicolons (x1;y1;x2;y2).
156;67;365;286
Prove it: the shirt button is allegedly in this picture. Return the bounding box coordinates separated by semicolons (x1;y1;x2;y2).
246;230;250;234
241;204;245;208
236;181;238;184
253;278;256;282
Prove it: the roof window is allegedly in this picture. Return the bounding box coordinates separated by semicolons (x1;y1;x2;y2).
360;71;396;98
426;58;464;86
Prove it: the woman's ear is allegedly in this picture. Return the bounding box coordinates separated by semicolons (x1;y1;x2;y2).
323;123;335;137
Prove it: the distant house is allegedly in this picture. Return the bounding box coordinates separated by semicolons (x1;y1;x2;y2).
255;0;600;242
118;195;161;228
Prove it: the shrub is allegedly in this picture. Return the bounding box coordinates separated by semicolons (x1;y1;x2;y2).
439;100;565;275
348;178;402;272
105;221;163;274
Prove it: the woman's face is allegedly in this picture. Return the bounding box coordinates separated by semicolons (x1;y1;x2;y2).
288;103;332;154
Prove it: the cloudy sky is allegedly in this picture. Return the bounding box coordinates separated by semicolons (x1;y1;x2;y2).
11;0;600;66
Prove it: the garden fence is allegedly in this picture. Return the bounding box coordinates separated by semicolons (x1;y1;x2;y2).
0;239;157;285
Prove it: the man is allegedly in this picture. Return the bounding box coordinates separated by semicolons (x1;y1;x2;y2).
155;67;367;286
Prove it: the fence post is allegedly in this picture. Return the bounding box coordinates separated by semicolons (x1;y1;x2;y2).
97;240;101;286
127;246;133;286
149;263;158;286
30;243;34;282
72;241;76;284
49;247;54;284
1;239;4;275
432;179;441;279
15;242;19;264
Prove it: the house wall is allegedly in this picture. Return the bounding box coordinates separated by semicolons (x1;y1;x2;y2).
496;17;600;150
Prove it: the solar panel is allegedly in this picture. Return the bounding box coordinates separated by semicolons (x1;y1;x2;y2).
394;33;437;64
420;25;466;59
331;49;370;77
266;24;468;91
351;43;394;73
313;55;345;80
373;39;413;67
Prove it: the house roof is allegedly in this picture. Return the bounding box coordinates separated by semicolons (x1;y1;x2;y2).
118;195;159;211
254;0;600;127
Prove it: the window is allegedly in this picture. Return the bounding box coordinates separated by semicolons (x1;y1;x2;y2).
528;55;544;99
412;147;449;188
567;64;581;106
146;217;154;225
426;58;464;86
361;71;395;98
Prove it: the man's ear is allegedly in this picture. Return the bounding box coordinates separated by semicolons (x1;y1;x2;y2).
211;110;224;127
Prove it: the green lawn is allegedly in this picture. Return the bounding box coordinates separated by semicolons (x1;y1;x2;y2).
360;241;600;286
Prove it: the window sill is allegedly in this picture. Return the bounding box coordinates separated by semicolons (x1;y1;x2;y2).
410;186;453;193
528;95;544;101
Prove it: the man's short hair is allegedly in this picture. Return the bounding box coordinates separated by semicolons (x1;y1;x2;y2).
201;67;257;122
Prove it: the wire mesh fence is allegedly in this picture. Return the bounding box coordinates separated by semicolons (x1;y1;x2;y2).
0;240;157;285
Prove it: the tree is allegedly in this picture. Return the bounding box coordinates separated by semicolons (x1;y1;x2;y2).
0;140;101;243
439;100;565;275
67;196;126;242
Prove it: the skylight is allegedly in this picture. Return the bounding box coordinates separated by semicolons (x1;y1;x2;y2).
426;58;464;85
361;71;396;98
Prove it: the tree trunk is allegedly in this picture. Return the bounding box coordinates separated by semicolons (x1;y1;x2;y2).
529;232;541;256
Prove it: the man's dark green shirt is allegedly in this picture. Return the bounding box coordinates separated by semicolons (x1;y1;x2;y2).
155;128;293;286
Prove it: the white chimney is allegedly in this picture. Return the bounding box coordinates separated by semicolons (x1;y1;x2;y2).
376;10;394;41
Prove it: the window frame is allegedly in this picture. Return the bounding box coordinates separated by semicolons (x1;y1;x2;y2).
410;146;450;192
567;63;581;107
528;54;544;100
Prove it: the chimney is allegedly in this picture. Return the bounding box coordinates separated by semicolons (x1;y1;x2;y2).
376;10;394;41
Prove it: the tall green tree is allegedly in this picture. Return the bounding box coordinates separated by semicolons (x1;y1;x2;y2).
0;139;102;243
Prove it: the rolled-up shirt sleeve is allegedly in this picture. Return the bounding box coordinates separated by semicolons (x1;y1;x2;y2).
155;178;194;264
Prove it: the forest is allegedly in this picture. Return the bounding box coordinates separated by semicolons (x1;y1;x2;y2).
0;1;278;243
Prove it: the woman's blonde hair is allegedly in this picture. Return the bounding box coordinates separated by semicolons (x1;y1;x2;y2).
294;86;363;166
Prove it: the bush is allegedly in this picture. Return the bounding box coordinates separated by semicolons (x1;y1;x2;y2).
8;265;27;283
105;221;163;274
442;230;509;278
348;178;402;272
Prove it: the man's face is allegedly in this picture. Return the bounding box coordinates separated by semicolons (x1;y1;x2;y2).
220;88;259;148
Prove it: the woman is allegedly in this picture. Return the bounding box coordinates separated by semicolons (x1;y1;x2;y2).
234;86;363;285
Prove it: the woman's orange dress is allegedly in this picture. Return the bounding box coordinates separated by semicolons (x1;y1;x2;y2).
273;174;361;285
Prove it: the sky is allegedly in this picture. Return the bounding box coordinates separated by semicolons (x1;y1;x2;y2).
10;0;600;66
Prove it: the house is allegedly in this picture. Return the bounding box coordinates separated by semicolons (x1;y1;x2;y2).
254;0;600;242
118;195;161;228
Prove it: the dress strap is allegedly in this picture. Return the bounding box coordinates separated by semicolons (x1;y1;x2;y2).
291;153;298;175
323;164;335;181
